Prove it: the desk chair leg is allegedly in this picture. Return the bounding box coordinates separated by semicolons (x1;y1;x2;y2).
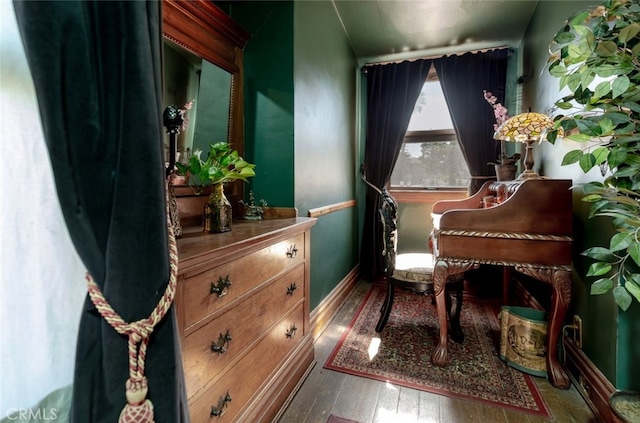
449;280;464;343
376;282;395;332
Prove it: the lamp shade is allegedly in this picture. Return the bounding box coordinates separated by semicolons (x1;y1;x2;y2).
493;112;557;142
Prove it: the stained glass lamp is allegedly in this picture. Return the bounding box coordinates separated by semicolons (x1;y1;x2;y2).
493;112;560;179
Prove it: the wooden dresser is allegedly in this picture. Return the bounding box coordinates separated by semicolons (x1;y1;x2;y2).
175;217;316;422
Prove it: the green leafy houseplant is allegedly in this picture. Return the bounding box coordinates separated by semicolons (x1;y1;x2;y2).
176;142;255;233
547;0;640;310
176;142;256;188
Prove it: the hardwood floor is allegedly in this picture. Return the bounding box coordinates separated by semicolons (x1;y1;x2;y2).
278;281;598;423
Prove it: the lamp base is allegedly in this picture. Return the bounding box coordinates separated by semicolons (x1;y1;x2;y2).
518;139;541;179
518;169;541;180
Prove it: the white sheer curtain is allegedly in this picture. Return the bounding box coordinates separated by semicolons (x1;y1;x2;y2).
0;1;86;419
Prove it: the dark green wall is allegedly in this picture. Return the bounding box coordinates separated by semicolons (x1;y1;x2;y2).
229;1;295;207
293;1;359;308
230;1;360;309
525;0;640;390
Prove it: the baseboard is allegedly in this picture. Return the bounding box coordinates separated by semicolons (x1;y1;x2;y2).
564;337;617;423
513;278;616;423
310;265;360;341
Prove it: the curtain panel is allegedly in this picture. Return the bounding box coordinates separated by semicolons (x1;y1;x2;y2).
13;1;188;421
359;60;432;281
434;49;509;194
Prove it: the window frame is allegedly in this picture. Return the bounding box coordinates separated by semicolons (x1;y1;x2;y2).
391;130;470;192
390;68;470;192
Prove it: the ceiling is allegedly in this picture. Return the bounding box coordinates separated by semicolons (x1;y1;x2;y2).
331;0;539;62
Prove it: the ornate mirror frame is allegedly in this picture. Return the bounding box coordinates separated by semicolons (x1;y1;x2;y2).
163;0;250;214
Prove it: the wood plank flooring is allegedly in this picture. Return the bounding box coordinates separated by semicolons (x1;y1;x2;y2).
278;281;598;423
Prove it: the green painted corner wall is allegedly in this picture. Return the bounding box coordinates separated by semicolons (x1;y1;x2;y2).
230;1;361;310
524;0;640;390
229;1;295;207
293;0;360;309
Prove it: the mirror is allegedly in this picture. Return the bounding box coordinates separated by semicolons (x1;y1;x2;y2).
162;0;250;178
163;39;232;163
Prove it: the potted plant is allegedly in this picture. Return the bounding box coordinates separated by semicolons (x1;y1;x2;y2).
176;142;256;232
546;0;640;312
484;90;521;180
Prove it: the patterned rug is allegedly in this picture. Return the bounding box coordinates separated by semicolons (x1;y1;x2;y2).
324;285;551;418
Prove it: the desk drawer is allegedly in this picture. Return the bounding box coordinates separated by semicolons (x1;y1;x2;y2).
182;233;305;329
182;264;305;398
188;303;305;422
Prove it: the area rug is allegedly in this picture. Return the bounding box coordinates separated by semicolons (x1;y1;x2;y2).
324;285;551;418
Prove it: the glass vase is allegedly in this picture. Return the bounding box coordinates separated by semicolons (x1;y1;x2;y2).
203;183;232;233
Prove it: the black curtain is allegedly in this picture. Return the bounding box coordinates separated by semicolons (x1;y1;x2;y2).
433;49;509;194
359;60;432;281
13;1;188;422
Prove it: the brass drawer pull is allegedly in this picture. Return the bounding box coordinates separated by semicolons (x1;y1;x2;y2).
285;323;298;339
286;245;298;258
210;275;231;297
210;391;232;418
286;283;298;296
211;330;232;354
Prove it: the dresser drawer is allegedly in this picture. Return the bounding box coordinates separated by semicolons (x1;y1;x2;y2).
182;264;305;398
182;233;305;329
188;303;305;422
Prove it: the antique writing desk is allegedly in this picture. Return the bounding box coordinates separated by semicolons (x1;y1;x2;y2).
430;179;573;389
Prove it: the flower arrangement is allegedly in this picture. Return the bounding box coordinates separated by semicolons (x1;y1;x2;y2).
483;90;520;166
483;90;509;131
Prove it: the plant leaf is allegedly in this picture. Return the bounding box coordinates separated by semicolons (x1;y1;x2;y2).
610;232;632;252
619;22;640;43
614;166;640;178
586;261;612;276
555;30;576;44
582;193;603;202
595;64;624;77
625;279;640;303
591;277;613;294
594;80;611;98
592;146;609;165
612;75;630;99
562;150;583;165
613;285;632;311
595;40;618;57
629;242;640;267
581;246;616;261
579;153;596;172
609;149;628;169
549;64;568;77
567;133;595;142
571;11;590;27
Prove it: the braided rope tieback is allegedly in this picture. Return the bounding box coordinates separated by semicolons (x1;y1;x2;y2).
86;182;179;423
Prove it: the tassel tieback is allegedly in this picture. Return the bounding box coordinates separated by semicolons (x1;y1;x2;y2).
118;378;154;423
86;181;179;423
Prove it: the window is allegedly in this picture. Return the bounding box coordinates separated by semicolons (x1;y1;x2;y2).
390;71;470;189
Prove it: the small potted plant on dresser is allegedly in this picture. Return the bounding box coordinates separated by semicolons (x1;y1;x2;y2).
176;142;256;233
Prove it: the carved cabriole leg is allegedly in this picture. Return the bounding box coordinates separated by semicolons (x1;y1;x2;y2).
516;266;572;389
431;260;478;367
